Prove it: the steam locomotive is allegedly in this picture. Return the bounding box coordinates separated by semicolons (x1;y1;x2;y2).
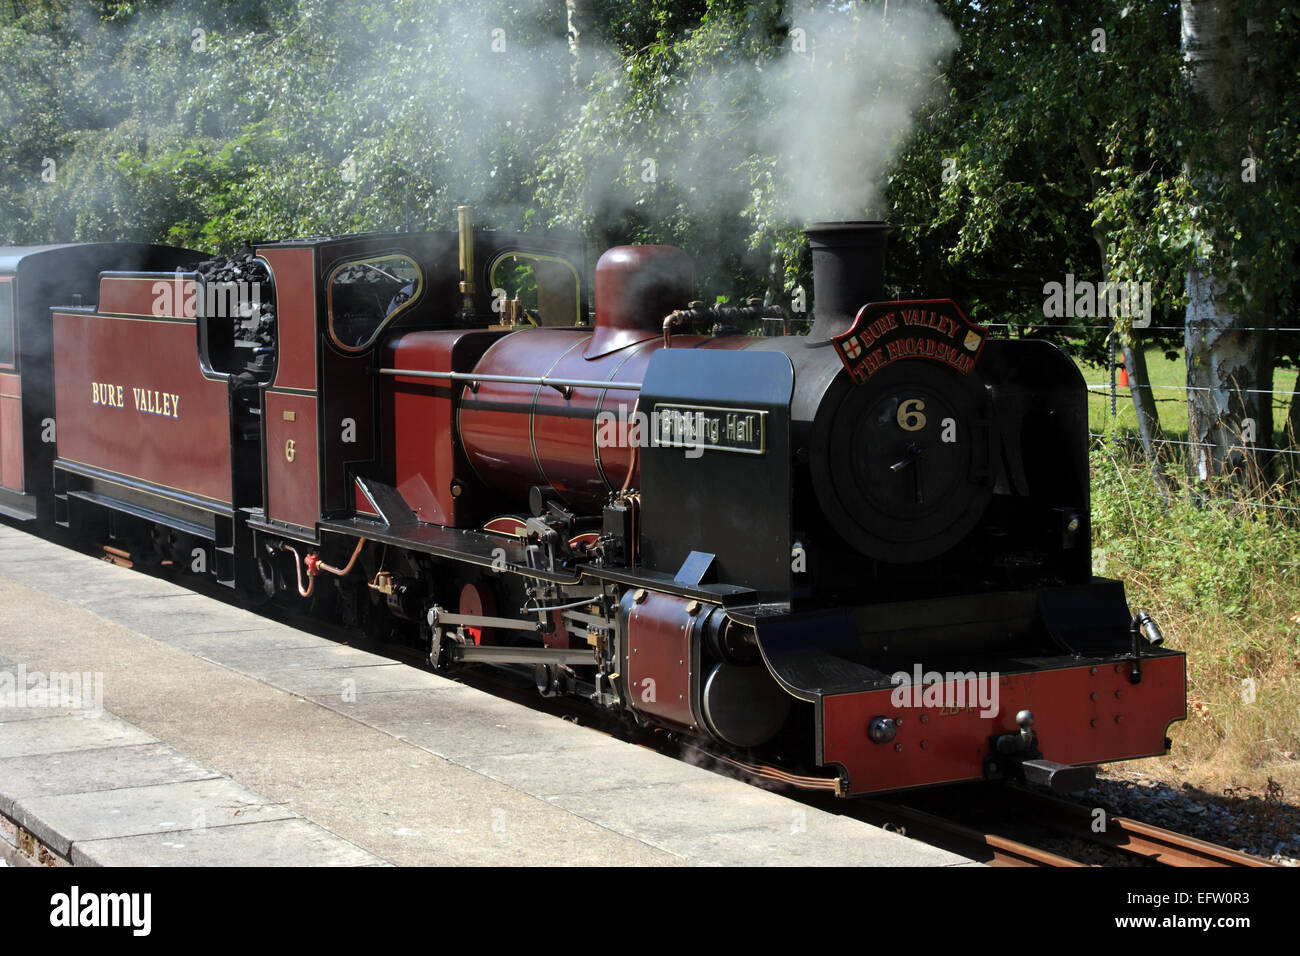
0;214;1185;796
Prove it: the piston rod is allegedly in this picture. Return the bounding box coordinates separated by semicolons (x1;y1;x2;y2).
453;645;596;666
428;606;544;633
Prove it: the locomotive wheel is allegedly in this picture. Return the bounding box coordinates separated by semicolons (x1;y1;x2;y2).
545;609;574;649
255;540;280;599
458;580;499;645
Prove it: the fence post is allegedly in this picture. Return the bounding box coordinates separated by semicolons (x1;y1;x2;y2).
1109;320;1118;416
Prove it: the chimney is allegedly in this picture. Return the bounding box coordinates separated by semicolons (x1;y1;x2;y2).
805;220;891;341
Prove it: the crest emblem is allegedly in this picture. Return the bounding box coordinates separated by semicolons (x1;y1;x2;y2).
831;299;987;384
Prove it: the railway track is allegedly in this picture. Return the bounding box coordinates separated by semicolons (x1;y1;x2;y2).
859;785;1279;867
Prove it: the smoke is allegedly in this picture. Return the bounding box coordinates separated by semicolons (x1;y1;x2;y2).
658;1;957;227
563;0;958;290
759;2;958;221
4;0;956;263
410;3;579;224
389;1;957;234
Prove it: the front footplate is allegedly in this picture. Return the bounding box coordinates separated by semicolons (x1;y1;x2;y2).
817;655;1185;796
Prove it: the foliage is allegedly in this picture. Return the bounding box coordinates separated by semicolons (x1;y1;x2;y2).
1093;442;1300;632
0;0;1295;353
1091;441;1300;776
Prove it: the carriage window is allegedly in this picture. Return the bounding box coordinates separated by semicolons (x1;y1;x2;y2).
326;254;423;352
0;280;14;368
489;253;583;327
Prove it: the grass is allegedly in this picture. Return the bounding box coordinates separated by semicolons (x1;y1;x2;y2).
1089;440;1300;796
1079;346;1299;445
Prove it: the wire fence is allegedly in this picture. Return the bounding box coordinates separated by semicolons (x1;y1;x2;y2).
1070;320;1300;516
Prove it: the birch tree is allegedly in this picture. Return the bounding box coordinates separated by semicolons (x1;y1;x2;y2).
1181;0;1274;487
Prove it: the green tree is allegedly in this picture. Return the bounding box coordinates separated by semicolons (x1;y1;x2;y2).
1178;0;1300;488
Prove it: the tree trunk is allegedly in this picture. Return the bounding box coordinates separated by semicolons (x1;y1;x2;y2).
1181;0;1274;490
566;0;581;88
1285;359;1300;481
1123;342;1171;502
1079;137;1169;499
763;246;783;306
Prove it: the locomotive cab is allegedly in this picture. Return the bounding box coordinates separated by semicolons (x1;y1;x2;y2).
237;227;588;545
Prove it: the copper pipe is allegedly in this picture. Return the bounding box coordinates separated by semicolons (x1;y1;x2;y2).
618;397;642;494
101;545;133;569
316;537;366;577
280;543;314;599
678;741;839;792
620;444;639;494
661;309;692;348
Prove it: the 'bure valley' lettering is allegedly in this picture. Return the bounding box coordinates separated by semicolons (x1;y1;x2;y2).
850;308;975;378
90;381;180;419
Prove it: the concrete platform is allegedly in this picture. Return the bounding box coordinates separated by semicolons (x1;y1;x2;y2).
0;523;976;867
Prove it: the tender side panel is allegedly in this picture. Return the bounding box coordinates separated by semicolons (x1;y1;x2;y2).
0;276;13;368
52;309;232;506
820;655;1186;794
98;274;198;318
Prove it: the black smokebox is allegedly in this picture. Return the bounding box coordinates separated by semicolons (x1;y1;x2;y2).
805;220;891;341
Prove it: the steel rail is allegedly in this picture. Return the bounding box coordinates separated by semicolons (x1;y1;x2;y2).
870;800;1085;867
1100;815;1277;867
1006;788;1279;867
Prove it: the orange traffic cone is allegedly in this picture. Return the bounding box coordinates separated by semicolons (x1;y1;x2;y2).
1117;366;1129;388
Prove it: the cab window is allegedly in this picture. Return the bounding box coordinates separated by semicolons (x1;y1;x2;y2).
488;253;582;327
326;254;423;352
